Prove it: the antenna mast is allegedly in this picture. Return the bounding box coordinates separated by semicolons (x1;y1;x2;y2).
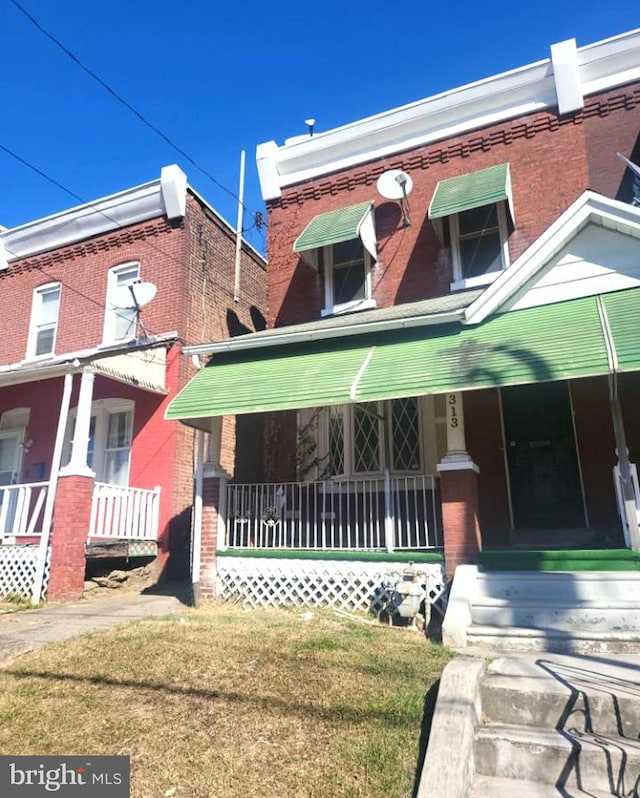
233;150;246;303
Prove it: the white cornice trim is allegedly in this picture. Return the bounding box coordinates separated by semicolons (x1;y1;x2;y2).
257;29;640;200
1;166;187;264
464;192;640;324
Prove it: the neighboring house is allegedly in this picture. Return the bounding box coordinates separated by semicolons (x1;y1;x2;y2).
167;31;640;618
0;165;266;603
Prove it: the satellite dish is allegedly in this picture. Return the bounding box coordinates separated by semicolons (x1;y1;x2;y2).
111;281;157;309
376;169;414;200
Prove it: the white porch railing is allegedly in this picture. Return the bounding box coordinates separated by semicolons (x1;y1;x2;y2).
613;462;640;549
0;482;49;543
89;483;161;541
225;475;440;551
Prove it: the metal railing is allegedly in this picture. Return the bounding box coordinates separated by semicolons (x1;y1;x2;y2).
89;483;161;541
225;475;440;551
0;482;49;543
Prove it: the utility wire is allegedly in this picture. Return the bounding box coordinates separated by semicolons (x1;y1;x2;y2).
7;0;262;224
0;142;205;340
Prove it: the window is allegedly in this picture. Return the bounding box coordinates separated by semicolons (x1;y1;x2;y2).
63;400;134;486
27;283;61;358
320;240;375;317
103;262;140;343
324;398;422;477
450;202;510;287
293;201;378;318
428;163;514;290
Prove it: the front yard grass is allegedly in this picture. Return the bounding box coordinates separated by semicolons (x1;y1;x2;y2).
0;603;451;797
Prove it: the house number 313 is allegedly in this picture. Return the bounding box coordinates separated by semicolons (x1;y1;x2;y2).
448;394;459;428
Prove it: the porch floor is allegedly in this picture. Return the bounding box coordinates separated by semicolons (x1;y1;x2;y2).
85;540;158;559
478;548;640;571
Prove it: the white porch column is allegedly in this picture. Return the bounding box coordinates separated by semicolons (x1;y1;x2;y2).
437;392;481;578
60;368;96;477
439;392;476;467
32;371;74;604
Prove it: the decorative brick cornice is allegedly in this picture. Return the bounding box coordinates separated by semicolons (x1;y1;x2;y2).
271;85;640;211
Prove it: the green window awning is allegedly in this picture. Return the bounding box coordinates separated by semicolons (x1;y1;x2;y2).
293;201;375;254
166;289;640;429
428;162;514;222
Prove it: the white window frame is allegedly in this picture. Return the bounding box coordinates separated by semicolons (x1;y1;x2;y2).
321;243;376;318
102;262;141;345
449;201;510;291
321;400;424;479
63;398;134;485
26;282;61;360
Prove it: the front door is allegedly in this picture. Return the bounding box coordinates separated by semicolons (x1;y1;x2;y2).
502;382;584;529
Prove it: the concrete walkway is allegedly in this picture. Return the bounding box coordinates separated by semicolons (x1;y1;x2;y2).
0;588;189;666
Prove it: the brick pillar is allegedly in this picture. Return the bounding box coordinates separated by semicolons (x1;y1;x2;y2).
197;476;222;600
47;475;93;602
438;465;482;579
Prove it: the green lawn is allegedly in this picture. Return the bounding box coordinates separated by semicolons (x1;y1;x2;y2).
0;604;451;798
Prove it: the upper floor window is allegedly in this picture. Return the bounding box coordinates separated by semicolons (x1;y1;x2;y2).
319;239;375;317
450;202;510;286
27;283;61;359
103;262;140;344
292;201;378;318
428;162;515;291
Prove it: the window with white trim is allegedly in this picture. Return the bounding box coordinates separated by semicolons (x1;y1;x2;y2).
63;399;134;486
319;240;375;317
450;202;510;288
103;262;140;343
27;283;61;359
324;398;423;477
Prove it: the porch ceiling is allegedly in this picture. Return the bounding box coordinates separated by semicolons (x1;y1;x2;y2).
166;288;640;428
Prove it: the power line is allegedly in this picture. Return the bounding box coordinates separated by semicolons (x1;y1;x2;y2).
7;0;262;222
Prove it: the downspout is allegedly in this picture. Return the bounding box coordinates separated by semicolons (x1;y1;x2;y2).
32;370;74;604
597;296;640;550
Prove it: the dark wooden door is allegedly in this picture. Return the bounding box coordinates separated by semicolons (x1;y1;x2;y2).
502;382;585;529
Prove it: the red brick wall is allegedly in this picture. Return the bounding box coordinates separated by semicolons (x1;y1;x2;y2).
464;389;511;548
3;192;267;583
266;82;640;328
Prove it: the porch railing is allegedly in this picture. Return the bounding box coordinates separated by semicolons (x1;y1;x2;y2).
89;483;161;541
0;482;49;543
225;475;440;551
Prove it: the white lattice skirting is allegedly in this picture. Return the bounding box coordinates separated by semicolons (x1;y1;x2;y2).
216;556;447;616
0;545;51;602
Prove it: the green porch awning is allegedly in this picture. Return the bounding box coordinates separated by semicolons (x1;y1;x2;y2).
600;289;640;373
166;289;640;428
293;201;374;253
428;162;514;222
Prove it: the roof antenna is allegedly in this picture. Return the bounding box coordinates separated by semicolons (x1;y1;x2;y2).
305;118;316;137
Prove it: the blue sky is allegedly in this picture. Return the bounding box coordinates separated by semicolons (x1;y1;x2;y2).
1;1;638;253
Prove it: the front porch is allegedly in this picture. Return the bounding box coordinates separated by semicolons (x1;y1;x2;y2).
0;351;170;603
0;480;161;602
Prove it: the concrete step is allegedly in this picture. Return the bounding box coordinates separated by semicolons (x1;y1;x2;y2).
467;624;640;654
470;598;640;632
479;657;640;737
475;722;640;791
474;571;640;603
469;775;616;797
